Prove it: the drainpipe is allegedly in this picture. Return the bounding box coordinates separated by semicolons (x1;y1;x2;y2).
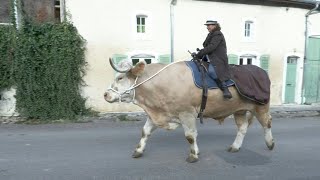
301;2;320;104
170;0;177;62
14;0;21;29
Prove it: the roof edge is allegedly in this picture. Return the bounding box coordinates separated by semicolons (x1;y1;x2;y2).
195;0;320;10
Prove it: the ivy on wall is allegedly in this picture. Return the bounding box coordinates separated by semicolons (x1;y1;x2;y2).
0;0;16;92
0;25;14;92
0;0;90;120
14;22;90;119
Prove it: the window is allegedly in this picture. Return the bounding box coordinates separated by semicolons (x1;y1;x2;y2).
55;0;61;22
131;54;155;65
132;59;139;65
54;0;65;22
144;59;152;64
136;15;147;33
242;19;256;42
287;56;298;64
239;58;253;65
132;58;153;65
244;21;253;38
239;54;258;65
20;0;64;23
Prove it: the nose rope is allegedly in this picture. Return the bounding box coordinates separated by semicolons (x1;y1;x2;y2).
106;77;139;103
106;61;181;103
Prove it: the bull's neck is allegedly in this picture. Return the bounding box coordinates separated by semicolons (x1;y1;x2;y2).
132;64;167;104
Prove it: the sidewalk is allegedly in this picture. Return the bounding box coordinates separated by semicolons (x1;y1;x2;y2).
98;104;320;120
270;103;320;118
1;104;319;124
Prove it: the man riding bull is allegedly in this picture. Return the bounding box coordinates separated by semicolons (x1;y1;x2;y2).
192;20;232;99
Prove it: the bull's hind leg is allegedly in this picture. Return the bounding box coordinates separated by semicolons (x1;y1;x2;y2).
132;117;157;158
255;106;275;150
228;110;249;152
180;112;199;163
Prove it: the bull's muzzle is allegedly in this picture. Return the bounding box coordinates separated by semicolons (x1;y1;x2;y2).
104;92;112;102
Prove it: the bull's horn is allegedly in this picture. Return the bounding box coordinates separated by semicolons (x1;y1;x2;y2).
109;58;131;73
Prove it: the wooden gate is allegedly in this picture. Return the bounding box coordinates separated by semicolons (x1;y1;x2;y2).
304;36;320;103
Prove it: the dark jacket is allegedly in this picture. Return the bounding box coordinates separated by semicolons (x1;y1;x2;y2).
197;30;231;82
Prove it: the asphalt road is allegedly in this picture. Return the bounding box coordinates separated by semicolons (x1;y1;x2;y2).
0;116;319;180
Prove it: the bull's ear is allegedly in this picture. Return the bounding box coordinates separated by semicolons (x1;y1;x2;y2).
130;61;146;76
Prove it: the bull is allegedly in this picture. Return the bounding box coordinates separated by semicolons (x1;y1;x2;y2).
104;59;275;163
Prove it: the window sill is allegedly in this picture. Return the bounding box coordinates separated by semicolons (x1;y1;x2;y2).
241;38;256;43
135;33;151;41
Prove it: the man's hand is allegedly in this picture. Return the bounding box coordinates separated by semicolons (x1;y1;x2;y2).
191;52;197;58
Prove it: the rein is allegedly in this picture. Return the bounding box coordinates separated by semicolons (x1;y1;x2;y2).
107;61;181;103
108;59;208;124
192;58;208;124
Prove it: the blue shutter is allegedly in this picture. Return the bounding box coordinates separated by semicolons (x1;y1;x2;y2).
228;54;238;64
158;54;171;64
112;54;128;65
260;55;270;73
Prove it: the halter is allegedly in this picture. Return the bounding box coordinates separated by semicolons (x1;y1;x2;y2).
106;77;139;103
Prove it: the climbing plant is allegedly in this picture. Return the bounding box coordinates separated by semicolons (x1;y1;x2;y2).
0;0;16;92
14;22;90;119
0;0;90;120
0;25;15;92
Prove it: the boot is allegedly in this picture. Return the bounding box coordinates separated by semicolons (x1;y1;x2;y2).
221;81;232;99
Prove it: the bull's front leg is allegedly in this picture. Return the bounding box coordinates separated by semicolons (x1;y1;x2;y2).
180;113;199;163
132;117;157;158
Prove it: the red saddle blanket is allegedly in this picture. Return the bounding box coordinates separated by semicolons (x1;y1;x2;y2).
230;65;270;105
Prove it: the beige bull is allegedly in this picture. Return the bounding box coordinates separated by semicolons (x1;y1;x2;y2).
104;59;275;163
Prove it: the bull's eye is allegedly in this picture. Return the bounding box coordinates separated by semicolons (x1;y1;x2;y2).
118;77;123;81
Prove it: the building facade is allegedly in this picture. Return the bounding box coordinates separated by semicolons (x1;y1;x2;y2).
1;0;320;115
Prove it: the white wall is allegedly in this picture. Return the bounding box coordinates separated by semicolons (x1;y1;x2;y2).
66;0;172;112
3;0;319;116
309;13;320;36
173;1;319;105
66;0;320;112
0;88;18;116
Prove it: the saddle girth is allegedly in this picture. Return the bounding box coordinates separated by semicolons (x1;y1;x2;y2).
192;59;208;124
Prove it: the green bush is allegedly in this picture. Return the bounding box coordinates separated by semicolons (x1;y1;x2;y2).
14;22;89;120
0;25;15;92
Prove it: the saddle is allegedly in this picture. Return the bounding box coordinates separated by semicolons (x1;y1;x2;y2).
185;60;232;124
185;61;234;89
185;60;271;124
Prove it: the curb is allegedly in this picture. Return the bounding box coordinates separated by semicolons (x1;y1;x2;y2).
99;106;320;120
1;106;319;124
270;105;320;118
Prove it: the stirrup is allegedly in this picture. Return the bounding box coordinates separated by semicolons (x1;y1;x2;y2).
223;93;232;99
223;89;232;99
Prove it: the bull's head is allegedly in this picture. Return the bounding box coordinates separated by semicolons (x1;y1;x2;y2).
104;58;146;103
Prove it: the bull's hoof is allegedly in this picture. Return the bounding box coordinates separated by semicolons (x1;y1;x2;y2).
267;141;275;150
186;155;198;163
227;146;240;153
132;151;143;158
